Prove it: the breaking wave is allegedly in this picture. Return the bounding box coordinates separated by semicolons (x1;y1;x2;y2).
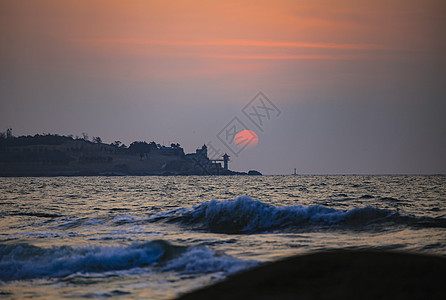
152;196;446;234
0;240;257;281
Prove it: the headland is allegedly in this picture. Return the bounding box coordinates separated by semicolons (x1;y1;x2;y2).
0;132;261;177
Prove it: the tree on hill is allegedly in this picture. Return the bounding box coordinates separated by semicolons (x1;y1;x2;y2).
6;128;13;139
0;133;73;147
0;128;13;139
111;141;122;147
128;141;157;154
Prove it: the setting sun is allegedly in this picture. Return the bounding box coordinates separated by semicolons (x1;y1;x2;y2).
234;129;258;149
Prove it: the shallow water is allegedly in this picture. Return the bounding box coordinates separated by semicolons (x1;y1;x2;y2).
0;175;445;299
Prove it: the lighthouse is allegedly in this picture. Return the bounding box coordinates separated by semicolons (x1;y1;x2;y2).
223;153;230;170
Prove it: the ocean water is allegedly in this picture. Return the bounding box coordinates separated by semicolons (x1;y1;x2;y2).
0;175;445;299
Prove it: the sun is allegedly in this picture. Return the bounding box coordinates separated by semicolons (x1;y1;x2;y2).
234;130;258;149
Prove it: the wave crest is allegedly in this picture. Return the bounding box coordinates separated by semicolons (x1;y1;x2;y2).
0;240;256;281
153;196;397;233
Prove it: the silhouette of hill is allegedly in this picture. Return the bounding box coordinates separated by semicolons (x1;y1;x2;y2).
0;131;256;176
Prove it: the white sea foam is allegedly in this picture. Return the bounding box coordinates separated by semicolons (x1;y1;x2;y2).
0;240;257;281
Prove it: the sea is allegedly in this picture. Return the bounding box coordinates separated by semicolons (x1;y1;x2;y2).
1;175;445;299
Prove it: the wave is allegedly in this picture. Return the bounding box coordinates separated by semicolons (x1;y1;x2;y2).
4;212;63;218
0;240;257;281
161;246;258;275
151;196;446;234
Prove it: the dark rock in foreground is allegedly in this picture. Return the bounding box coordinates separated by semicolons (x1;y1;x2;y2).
176;250;446;300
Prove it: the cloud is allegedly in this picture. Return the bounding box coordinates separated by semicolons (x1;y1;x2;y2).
80;38;388;50
75;38;396;61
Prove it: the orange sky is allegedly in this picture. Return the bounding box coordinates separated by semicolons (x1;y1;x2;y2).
1;0;445;174
2;0;444;80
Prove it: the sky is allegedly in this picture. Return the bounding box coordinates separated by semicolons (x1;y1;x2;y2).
1;0;445;174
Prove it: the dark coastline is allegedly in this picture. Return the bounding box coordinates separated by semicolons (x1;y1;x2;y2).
0;170;258;177
176;250;446;300
0;134;262;177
